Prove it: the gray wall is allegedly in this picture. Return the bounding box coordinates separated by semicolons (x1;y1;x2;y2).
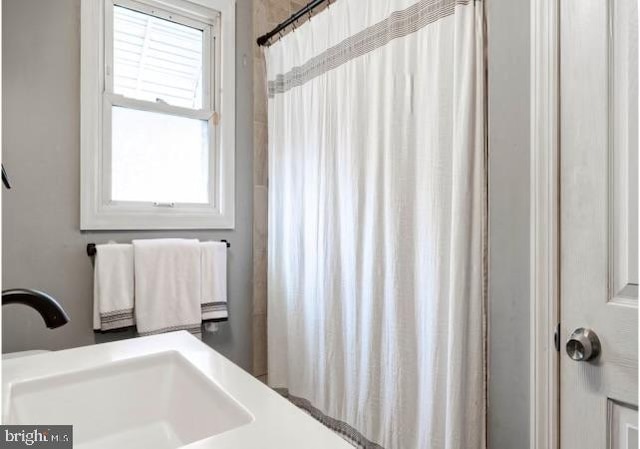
487;0;531;447
1;0;254;372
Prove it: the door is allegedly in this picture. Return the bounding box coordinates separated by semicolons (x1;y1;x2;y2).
560;0;638;448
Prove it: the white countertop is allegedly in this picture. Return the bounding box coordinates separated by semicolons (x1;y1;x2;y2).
2;332;353;448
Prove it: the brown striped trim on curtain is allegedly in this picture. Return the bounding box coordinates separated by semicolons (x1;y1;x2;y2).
267;0;477;97
274;388;385;449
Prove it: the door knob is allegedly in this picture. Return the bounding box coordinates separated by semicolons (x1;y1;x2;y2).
566;328;601;361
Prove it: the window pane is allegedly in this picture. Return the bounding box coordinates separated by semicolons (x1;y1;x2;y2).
113;6;204;109
111;106;209;204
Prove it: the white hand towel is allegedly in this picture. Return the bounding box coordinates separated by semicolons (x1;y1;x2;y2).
93;243;135;331
133;239;202;337
200;241;228;321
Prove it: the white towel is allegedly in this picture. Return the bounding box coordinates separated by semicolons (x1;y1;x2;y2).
93;243;135;331
133;239;202;337
200;241;228;321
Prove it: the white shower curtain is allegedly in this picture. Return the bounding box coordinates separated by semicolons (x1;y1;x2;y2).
266;0;486;448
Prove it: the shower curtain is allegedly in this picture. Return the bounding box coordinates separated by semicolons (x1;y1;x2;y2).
266;0;486;448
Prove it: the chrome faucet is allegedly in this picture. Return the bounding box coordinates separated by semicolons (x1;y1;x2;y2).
2;289;70;329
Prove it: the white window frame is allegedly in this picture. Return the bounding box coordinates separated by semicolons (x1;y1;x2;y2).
81;0;235;230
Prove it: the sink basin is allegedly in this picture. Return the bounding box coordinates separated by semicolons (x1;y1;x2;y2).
2;332;354;448
4;350;253;449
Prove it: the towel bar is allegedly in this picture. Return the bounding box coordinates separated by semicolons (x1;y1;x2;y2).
87;240;230;257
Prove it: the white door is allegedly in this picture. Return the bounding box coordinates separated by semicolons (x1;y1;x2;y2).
560;0;639;448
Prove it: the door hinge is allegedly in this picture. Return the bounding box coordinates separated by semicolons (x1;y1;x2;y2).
554;323;560;352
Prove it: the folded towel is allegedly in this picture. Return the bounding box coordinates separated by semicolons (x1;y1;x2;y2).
93;243;135;331
201;241;229;321
133;239;202;337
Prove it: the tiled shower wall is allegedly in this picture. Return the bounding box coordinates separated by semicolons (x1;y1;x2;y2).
252;0;327;378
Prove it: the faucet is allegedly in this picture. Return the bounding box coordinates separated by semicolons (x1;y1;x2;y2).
2;289;70;329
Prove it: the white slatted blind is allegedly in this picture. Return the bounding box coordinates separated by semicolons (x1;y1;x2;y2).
113;5;204;109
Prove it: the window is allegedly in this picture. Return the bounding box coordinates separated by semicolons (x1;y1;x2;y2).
81;0;235;229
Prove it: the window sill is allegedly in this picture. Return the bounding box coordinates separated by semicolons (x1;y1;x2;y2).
80;207;235;230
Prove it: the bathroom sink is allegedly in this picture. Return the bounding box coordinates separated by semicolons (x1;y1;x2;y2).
4;351;253;449
2;332;353;449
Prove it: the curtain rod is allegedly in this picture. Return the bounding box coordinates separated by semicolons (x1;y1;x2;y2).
256;0;330;47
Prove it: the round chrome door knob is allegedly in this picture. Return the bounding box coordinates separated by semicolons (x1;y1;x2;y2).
566;328;601;362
